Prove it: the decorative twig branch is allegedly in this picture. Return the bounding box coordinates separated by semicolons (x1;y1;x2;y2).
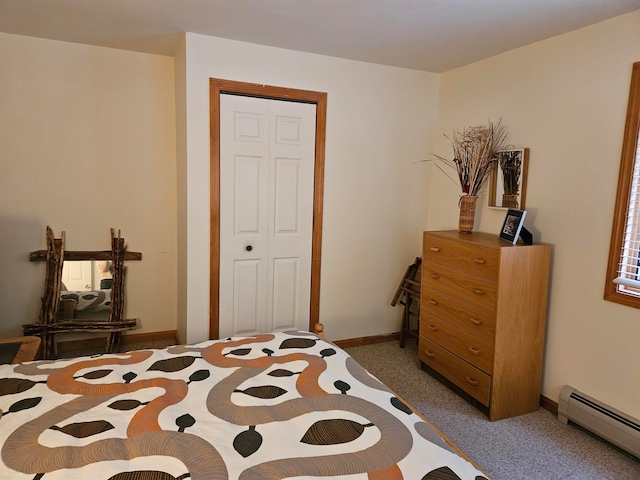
419;119;508;197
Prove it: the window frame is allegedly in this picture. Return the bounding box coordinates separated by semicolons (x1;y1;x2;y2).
605;62;640;308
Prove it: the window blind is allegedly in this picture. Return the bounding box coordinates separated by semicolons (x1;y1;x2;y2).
615;142;640;291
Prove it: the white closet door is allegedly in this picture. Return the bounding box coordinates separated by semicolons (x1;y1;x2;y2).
62;261;93;291
219;94;316;338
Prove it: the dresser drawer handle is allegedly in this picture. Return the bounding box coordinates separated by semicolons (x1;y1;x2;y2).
427;324;437;331
470;318;483;326
472;288;484;295
468;347;480;355
430;273;440;279
429;299;438;305
424;350;436;358
430;247;441;252
473;258;486;264
466;377;479;386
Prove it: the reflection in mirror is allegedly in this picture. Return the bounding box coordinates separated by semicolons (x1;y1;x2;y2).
488;148;529;210
59;260;113;321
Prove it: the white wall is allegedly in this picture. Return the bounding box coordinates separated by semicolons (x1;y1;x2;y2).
174;35;188;343
429;11;640;417
177;33;439;343
0;33;178;338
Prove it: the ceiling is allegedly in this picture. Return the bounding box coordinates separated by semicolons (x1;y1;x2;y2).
1;0;639;72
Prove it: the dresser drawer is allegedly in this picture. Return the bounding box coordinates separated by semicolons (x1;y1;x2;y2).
423;262;497;312
424;234;499;280
421;288;495;344
419;337;491;406
421;313;494;374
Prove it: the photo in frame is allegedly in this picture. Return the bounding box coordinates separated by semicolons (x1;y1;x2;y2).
500;209;527;244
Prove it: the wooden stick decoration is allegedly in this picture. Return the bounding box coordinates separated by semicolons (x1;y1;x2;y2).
25;227;137;359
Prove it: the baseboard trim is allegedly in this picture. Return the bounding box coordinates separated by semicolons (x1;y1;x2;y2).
333;332;400;349
56;330;178;354
540;395;558;416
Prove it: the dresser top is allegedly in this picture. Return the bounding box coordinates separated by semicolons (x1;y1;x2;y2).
424;230;545;249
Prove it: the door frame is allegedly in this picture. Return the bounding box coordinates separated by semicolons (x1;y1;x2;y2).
209;78;327;339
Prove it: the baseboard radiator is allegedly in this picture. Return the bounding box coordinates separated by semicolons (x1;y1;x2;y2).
558;385;640;458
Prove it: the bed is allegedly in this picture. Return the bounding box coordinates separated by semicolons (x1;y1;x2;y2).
0;331;487;479
59;289;111;320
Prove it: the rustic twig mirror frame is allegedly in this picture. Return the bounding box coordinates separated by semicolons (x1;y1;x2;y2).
24;227;141;359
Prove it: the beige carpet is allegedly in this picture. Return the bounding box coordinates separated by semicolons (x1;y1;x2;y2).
344;339;640;480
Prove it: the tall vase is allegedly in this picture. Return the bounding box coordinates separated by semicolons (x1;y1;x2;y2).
458;195;478;233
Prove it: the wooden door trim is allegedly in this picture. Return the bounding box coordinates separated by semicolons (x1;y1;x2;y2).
209;78;327;339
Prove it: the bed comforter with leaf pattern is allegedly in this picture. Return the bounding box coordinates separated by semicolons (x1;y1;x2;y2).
0;331;487;479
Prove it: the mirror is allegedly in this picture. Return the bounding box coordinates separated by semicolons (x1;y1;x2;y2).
24;227;142;359
488;148;529;210
59;260;113;321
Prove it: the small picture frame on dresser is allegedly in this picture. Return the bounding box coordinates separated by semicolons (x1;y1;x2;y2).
500;209;527;244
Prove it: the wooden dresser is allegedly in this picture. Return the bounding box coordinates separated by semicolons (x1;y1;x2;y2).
419;230;551;421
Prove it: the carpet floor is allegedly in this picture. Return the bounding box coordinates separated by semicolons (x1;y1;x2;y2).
344;339;640;480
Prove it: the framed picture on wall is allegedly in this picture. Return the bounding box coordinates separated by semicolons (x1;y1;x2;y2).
499;209;527;244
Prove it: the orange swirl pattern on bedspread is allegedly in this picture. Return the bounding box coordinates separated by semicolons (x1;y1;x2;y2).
0;333;484;480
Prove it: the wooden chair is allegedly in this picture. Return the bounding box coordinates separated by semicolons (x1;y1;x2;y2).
0;336;41;364
391;257;422;348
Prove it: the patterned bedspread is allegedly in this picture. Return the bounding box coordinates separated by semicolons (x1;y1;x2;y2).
61;289;111;312
0;331;487;479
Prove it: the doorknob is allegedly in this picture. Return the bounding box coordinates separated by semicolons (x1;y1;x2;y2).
245;245;253;252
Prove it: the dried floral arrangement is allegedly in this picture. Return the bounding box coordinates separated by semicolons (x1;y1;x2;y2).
498;149;522;195
430;120;508;197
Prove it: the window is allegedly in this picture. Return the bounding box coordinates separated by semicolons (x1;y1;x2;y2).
605;62;640;308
